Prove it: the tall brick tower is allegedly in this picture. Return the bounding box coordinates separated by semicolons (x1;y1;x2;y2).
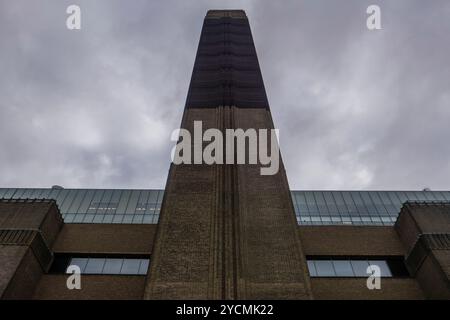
145;10;312;299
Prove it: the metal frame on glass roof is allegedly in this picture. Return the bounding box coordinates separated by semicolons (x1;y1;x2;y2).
1;188;449;226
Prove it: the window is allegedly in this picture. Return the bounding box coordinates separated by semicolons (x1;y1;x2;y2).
307;257;408;278
103;258;123;274
84;258;106;273
50;255;150;275
332;260;353;277
314;260;334;277
120;259;141;275
351;260;370;277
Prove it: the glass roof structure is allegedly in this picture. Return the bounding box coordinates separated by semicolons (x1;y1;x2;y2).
1;188;449;226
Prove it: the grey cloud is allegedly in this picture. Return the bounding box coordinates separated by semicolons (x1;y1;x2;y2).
0;0;449;190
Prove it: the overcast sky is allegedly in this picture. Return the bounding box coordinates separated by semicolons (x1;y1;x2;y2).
0;0;449;190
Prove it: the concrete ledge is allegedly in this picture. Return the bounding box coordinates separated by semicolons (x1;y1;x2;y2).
311;278;424;300
52;224;157;255
33;274;146;300
298;226;405;256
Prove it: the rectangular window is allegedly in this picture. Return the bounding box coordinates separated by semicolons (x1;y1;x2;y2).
307;257;408;278
51;255;150;275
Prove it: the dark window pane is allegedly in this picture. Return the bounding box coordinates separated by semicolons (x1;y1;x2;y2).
369;260;392;277
50;256;71;273
387;259;409;277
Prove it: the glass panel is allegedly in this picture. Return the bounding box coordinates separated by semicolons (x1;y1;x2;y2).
379;191;397;215
314;260;335;277
18;189;34;199
132;215;144;224
97;189;113;214
64;214;75;223
307;261;317;277
433;191;448;201
67;189;87;214
116;190;132;214
440;191;450;201
305;192;319;214
323;192;339;215
107;190;121;214
147;190;159;203
122;215;134;223
331;192;348;215
83;214;95;223
103;259;124;274
394;191;409;205
2;188;16;199
54;189;69;207
93;215;104;223
386;191;402;205
138;259;150;275
125;190;141;214
136;190;151;213
351;192;369;215
77;189;96;214
0;189;8;198
359;191;377;214
142;215;153;224
39;189;52;199
29;189;44;198
120;259;140;275
68;258;88;273
112;215;124;223
342;192;358;215
12;189;26;198
103;215;114;223
295;192;309;213
370;192;389;214
72;214;85;223
350;260;370;277
405;191;420;201
333;260;354;277
313;192;329;215
87;190;105;214
59;190;78;213
84;258;106;274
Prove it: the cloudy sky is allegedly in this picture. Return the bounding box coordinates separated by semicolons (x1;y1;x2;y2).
0;0;449;190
